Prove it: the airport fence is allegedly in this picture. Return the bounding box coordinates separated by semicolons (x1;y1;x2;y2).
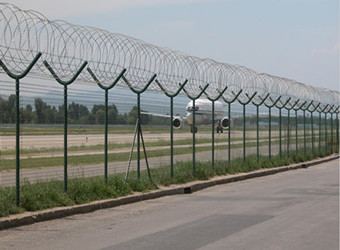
0;3;339;206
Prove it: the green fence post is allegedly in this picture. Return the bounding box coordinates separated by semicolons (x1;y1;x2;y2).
87;67;126;183
122;74;157;179
212;101;215;165
309;103;320;156
183;84;209;176
44;60;88;192
279;108;282;158
170;97;174;175
192;99;196;173
256;106;259;160
331;112;334;154
304;110;306;154
155;79;187;178
275;98;291;159
325;112;328;153
318;111;321;154
200;86;228;169
287;110;290;156
301;102;313;155
137;93;141;178
324;105;335;153
295;109;298;153
336;109;339;153
264;96;282;161
293;101;307;155
285;100;299;157
0;52;42;206
220;90;243;165
269;107;272;160
311;111;314;154
228;103;231;165
318;104;330;154
243;104;246;162
251;93;270;162
238;92;257;162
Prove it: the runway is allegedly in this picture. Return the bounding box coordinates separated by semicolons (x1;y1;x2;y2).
1;130;283;150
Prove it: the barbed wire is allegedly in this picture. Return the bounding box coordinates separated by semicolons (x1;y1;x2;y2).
0;2;339;110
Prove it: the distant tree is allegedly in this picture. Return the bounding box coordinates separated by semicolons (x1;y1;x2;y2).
0;96;130;125
46;106;57;124
95;110;105;124
0;95;16;123
108;104;119;124
0;96;8;123
127;105;149;125
117;113;128;125
91;103;119;124
68;102;89;123
55;105;64;124
87;113;96;124
34;98;47;124
91;104;105;115
34;98;59;124
21;104;33;123
127;106;137;125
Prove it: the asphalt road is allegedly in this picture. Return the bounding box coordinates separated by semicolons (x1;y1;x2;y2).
0;159;338;250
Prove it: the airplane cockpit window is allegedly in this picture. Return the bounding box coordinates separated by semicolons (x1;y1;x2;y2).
186;106;199;112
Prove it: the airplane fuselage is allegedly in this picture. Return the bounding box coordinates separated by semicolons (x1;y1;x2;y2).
185;98;224;126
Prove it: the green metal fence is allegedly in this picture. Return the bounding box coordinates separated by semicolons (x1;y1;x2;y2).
0;3;339;206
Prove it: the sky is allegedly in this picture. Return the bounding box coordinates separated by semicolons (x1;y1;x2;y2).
7;0;340;92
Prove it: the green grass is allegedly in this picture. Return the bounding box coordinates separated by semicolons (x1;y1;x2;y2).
0;148;335;217
1;135;252;156
0;139;274;171
0;136;329;171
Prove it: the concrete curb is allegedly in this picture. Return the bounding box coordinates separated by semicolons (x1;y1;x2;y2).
1;154;338;230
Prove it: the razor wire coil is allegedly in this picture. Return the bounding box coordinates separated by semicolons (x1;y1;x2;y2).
0;2;339;112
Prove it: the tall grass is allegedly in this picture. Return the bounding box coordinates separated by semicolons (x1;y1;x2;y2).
0;148;335;217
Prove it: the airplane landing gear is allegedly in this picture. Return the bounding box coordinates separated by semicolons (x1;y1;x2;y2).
217;126;223;134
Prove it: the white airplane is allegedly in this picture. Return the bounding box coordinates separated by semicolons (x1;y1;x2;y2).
142;98;230;133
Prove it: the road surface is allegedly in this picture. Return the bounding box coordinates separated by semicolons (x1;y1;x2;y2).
0;159;338;250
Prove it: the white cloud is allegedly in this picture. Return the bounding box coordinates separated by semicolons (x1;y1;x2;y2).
7;0;221;19
311;43;340;56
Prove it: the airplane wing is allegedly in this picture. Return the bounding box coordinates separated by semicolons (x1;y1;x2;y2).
141;111;186;120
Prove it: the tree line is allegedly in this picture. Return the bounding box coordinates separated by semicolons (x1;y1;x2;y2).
0;95;169;125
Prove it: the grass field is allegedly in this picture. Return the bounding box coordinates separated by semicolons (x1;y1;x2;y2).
0;123;298;136
0;149;332;217
0;136;320;171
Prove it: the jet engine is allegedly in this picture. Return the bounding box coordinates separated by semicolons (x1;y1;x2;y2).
221;117;229;129
172;116;183;129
